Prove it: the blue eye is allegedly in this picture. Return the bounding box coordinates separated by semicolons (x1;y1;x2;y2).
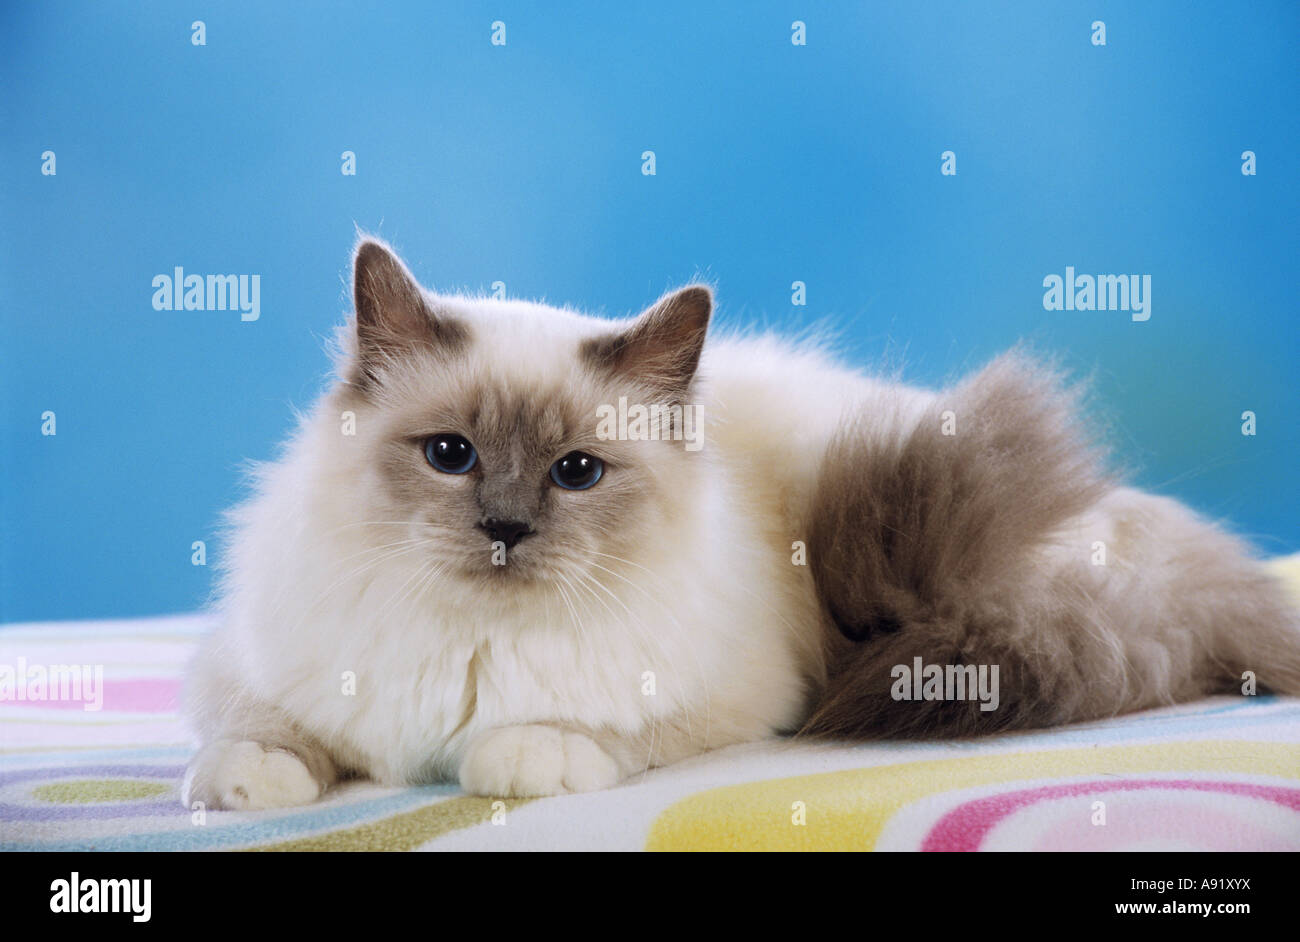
425;434;477;474
550;452;603;490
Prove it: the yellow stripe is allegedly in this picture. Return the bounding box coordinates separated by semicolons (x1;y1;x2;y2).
645;740;1300;851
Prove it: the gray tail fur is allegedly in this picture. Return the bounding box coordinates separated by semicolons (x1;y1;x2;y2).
801;352;1300;739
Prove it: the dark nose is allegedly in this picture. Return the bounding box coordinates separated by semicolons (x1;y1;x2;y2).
479;518;534;549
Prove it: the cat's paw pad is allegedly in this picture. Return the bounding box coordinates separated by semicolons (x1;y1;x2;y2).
182;740;323;811
458;725;621;797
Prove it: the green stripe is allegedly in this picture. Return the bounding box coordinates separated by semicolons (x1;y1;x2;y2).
33;779;173;803
251;797;532;852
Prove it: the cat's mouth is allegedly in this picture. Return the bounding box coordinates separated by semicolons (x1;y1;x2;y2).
461;536;557;583
463;540;604;594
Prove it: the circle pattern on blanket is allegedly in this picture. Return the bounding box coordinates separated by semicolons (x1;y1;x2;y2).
0;764;183;820
32;779;172;804
920;779;1300;851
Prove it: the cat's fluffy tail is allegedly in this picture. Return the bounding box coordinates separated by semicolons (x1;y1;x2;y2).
801;352;1300;739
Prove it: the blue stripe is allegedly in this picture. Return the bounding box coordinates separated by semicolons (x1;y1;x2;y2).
1;784;460;851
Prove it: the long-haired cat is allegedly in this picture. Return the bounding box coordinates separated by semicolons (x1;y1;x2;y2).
182;239;1300;808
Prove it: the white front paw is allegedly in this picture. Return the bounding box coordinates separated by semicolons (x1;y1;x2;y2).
459;725;621;797
183;739;323;810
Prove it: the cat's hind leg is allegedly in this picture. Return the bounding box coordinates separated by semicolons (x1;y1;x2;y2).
802;351;1300;738
802;351;1117;737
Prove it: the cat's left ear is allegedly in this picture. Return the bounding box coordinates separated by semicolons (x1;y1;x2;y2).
583;285;712;398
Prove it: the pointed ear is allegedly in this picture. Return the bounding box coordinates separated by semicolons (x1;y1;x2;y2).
351;240;465;382
582;285;712;398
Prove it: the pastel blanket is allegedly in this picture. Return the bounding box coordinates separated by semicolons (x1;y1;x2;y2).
3;558;1299;851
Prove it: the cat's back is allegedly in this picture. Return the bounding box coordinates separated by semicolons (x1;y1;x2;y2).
700;334;936;527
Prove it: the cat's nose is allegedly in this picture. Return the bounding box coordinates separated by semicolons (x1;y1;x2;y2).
479;518;535;549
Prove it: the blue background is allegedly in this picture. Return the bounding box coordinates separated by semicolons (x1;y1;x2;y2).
3;1;1297;622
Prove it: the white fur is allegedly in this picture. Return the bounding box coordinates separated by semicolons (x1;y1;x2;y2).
459;725;622;797
185;289;937;806
182;740;321;811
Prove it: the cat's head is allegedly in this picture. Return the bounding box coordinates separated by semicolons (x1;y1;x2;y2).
329;239;713;595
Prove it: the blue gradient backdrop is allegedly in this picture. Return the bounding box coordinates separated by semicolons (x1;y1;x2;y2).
3;1;1297;621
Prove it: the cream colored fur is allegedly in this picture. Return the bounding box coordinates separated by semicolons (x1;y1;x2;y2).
183;240;1298;809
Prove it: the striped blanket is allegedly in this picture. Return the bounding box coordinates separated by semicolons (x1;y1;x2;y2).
3;558;1300;851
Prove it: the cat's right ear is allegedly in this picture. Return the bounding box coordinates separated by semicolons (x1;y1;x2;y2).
350;240;465;384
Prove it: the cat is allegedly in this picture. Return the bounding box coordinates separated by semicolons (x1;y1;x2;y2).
181;238;1300;809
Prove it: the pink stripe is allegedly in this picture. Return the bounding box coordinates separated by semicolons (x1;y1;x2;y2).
921;779;1300;852
1027;795;1295;851
0;678;180;713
